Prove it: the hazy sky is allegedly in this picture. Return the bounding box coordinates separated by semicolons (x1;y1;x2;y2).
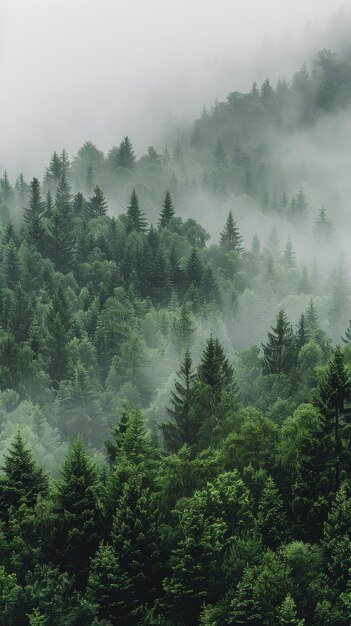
0;0;349;177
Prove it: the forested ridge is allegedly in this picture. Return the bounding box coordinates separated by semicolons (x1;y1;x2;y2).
0;49;351;624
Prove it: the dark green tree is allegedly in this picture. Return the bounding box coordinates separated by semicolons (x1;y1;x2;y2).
162;349;197;452
219;210;244;252
87;185;108;219
115;137;136;169
256;477;289;549
24;178;46;254
262;310;296;375
52;438;100;589
158;191;175;227
126;190;147;234
46;286;72;386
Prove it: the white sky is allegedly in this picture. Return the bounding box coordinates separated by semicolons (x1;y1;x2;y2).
0;0;349;176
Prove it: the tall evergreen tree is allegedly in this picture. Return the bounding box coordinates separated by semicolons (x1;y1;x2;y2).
87;185;108;219
305;299;319;335
262;310;296;375
219;210;243;252
158;191;175;227
314;206;334;242
256;477;289;549
24;178;46;254
283;238;296;268
296;313;309;351
125;190;147;234
198;336;235;394
116;137;136;169
46;208;73;273
52;438;100;589
46;286;72;386
3;241;21;290
162;349;197;452
0;431;48;514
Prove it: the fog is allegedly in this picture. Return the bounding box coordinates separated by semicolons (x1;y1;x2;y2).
0;0;349;177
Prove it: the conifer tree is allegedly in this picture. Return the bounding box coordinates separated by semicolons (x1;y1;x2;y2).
46;208;73;273
86;542;132;625
289;188;308;221
314;206;334;242
55;172;72;218
72;191;85;216
44;151;62;188
162;349;197;452
262;310;296;375
315;347;351;491
116;137;136;169
198;336;235;394
3;241;21;290
256;477;289;549
0;431;48;513
52;438;100;589
283;238;296;268
322;483;351;593
185;248;203;289
45;190;54;217
278;594;305;626
24;178;46;254
87;185;108;219
46;286;72;386
171;302;195;351
126;190;147;234
0;170;13;204
305;299;319;334
219;210;244;252
111;471;161;622
158;191;175;227
296;313;309;351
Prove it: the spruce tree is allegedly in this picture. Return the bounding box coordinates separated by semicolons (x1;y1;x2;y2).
0;431;48;514
24;178;46;254
315;347;351;491
278;594;305;626
296;313;309;351
86;542;132;625
256;477;289;549
283;238;296;268
305;299;319;335
52;438;100;589
3;241;21;290
126;190;147;234
219;210;243;252
158;191;175;227
116;137;136;169
46;208;73;273
214;139;227;166
262;310;296;375
111;471;161;623
87;185;108;219
162;349;197;452
46;286;72;386
314;206;334;242
198;336;235;394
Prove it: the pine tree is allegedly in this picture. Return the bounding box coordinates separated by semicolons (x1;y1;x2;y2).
46;208;73;273
0;431;48;514
86;542;132;625
111;471;161;622
283;238;296;268
256;477;289;549
45;190;54;217
87;185;108;219
162;349;197;452
219;210;243;252
126;190;147;234
198;336;235;394
44;151;63;189
53;438;100;589
292;406;335;541
296;313;309;351
289;188;308;221
279;594;305;626
0;170;13;204
315;347;351;491
3;241;21;290
322;483;351;593
55;172;72;218
314;206;334;242
72;191;85;216
185;248;203;289
24;178;46;254
262;310;296;375
305;299;319;335
171;302;195;351
158;191;175;227
116;137;136;169
46;286;72;386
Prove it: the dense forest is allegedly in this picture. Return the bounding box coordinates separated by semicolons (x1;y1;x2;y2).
1;48;351;625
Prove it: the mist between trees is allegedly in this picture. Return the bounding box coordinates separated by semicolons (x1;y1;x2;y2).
1;43;351;626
